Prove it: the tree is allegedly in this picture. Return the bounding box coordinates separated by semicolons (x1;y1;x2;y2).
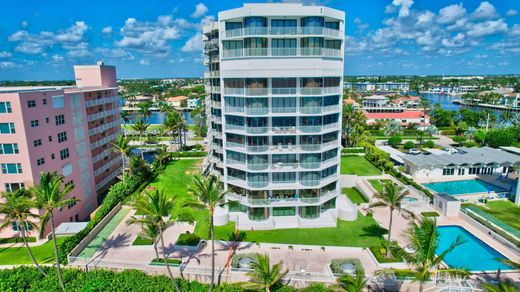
380;218;470;292
244;254;288;292
137;101;153;122
111;135;134;184
455;121;468;135
0;190;46;276
129;190;182;292
424;125;438;141
464;126;477;141
370;182;409;257
163;111;182;149
403;141;416;150
32;172;78;291
189;176;226;292
120;111;132;136
337;268;367;292
153;145;171;170
132;119;149;159
342;105;366;147
384;120;402;137
387;135;402;147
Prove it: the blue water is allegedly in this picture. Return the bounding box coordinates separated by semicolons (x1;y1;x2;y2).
423;179;506;196
437;226;514;271
128;111;194;125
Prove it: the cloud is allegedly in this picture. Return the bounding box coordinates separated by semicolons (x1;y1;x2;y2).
353;18;369;32
191;3;208;18
139;59;150;65
181;32;203;52
466;19;508;37
0;61;19;69
95;47;134;59
0;51;12;58
101;26;113;34
438;3;466;24
506;9;518;17
21;21;29;29
8;21;90;56
51;54;64;62
391;0;414;17
471;2;499;20
115;16;182;55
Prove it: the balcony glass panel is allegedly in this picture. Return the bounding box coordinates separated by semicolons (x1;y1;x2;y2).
300;206;320;219
272;172;296;184
248;207;269;221
271;19;297;35
301;17;324;28
272;207;296;216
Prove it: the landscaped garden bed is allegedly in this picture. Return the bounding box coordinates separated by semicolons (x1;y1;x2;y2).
175;232;201;246
149;258;182;266
329;258;364;275
369;246;403;263
342;188;368;204
132;236;154;246
231;253;258;270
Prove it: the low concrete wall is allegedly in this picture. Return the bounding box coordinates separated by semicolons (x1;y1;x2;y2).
68;203;123;259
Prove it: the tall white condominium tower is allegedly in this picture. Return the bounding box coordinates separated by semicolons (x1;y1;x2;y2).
203;3;357;230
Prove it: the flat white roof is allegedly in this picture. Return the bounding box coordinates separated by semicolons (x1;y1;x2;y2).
54;222;88;235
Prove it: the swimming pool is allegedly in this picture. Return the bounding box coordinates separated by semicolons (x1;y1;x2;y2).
423;179;506;196
404;196;418;203
437;226;514;272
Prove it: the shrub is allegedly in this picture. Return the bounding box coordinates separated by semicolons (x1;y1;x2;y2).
342;147;365;154
231;253;258;269
421;211;439;217
465;141;478;147
175;233;201;246
440;129;456;135
452;136;466;145
403;141;416;150
423;140;435;148
132;236;154;246
369;246;403;263
149;258;182;266
171;151;207;158
387;136;402;147
329;258;364;275
0;237;37;244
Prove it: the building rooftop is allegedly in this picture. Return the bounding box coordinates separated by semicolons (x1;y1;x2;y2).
363;95;388;100
403;146;520;167
166;95;188;102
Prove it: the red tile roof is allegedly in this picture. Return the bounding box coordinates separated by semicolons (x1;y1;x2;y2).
364;111;429;119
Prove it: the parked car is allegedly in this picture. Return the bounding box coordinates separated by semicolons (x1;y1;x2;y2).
408;148;421;154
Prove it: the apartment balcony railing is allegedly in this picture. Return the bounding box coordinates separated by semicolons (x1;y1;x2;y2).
300;107;322;114
300;179;321;186
87;108;120;122
222;105;340;115
221;48;342;59
210;86;221;93
271;106;297;113
85;95;121;107
222;86;341;96
249;181;269;188
246;126;268;134
89;119;121;136
211;101;222;107
226;124;245;131
227;189;337;207
246;145;269;152
299;125;324;133
248;163;269;171
226;141;245;149
245;107;269;115
224;26;342;38
300;162;321;169
224;106;244;113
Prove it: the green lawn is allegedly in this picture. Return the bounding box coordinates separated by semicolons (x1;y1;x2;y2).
340;156;381;176
0;237;68;265
127;159;211;238
342;188;368;204
213;214;385;247
467;200;520;232
368;179;391;193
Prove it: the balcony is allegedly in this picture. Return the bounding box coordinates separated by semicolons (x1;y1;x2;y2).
245;107;268;115
227;189;338;207
299;125;322;133
222;86;341;96
246;126;268;134
246;145;269;152
221;48;342;59
223;26;342;39
248;163;269;171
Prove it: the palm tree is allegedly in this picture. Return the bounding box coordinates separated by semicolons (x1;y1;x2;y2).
483;281;518;292
370;182;409;258
137;101;153;122
32;172;78;291
464;126;477;141
111;134;134;184
129;190;182;292
163;111;180;148
189;175;226;292
244;253;288;292
153;145;170;169
424;125;438;141
120;111;131;136
132;119;149;159
337;268;367;292
0;190;46;276
384;120;402;137
380;218;470;292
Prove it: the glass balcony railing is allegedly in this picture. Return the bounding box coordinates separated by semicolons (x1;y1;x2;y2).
300;106;322;114
270;27;298;35
221;48;341;59
246;145;269;152
245;88;269;96
222;86;340;96
244;48;269;57
248;181;269;188
271;106;297;113
245;107;269;115
300;144;321;151
271;88;297;95
246;126;268;134
300;179;321;187
224;106;244;113
226;124;245;131
271;48;297;56
300;162;321;169
223;26;341;38
226;141;245;148
248;163;269;171
299;125;322;133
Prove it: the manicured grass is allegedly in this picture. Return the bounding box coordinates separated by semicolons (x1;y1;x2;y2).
0;237;68;265
132;236;154;246
468;200;520;232
342;188;368;204
149;258;182;266
368;179;391;193
213;213;386;247
175;233;201;246
421;211;439;217
127;159;211;239
340;156;381;176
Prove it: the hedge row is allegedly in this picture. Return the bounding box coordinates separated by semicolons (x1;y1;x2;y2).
341;147;365;154
0;237;37;244
0;266;334;292
171;151;207;158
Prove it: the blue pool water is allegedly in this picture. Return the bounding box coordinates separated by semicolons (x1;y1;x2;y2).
437;226;514;272
423;179;506;196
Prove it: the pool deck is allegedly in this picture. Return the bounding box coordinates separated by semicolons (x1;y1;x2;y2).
437;216;520;281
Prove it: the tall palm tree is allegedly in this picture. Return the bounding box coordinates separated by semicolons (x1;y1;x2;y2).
129;190;182;292
380;218;470;292
137;101;153;122
244;253;288;292
153;145;171;169
370;182;409;257
163;111;181;149
0;190;46;276
120;111;131;136
132;119;149;159
111;134;134;184
32;172;78;291
189;175;226;292
337;268;366;292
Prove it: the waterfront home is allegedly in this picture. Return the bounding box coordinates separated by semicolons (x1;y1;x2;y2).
393;96;421;108
364;111;430;128
166;95;189;107
187;98;201;109
362;95;389;109
344;81;409;92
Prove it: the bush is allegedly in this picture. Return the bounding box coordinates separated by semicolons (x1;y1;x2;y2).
132;236;154;246
342;147;365;154
171;151;207;158
175;233;201;246
403;141;416;150
231;253;258;269
464;141;478;147
423;140;435;148
329;258;364;275
387;136;402;147
369;246;403;263
0;237;37;244
421;211;439;217
440;129;456;135
452;136;466;145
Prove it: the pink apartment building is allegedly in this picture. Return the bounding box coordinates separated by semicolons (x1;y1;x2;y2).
0;62;121;239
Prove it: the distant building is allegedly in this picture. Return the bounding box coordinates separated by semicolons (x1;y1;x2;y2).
0;62;121;239
362;95;389;108
427;85;478;94
187;98;201;109
345;82;409;92
364;111;430;128
166;96;188;107
393;96;421;108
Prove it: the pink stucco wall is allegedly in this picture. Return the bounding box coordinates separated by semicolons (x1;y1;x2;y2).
73;64;117;88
